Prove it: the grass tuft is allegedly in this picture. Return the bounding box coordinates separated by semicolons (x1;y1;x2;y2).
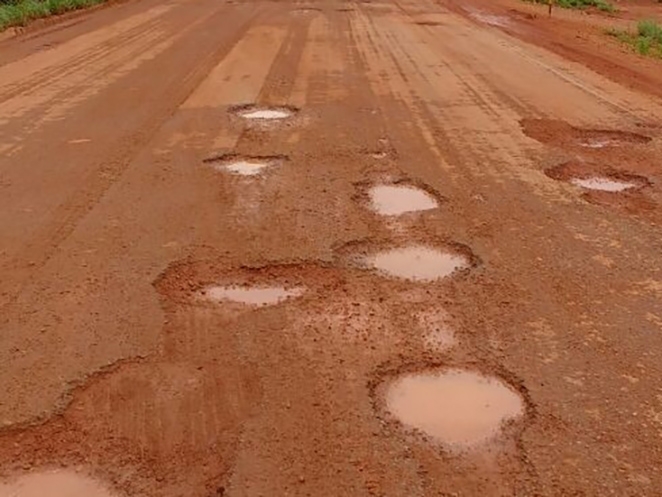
525;0;616;13
0;0;105;31
606;19;662;58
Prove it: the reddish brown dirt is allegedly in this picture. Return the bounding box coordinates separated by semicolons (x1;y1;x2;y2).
1;0;662;496
443;0;662;101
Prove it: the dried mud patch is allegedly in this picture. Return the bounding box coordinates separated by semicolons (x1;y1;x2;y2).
521;118;652;149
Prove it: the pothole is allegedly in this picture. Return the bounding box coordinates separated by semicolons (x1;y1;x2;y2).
203;154;284;177
368;184;438;216
576;133;651;148
0;470;117;497
545;162;649;193
363;245;469;282
201;285;305;306
520;119;651;148
383;369;524;448
223;161;268;176
231;104;297;121
570;177;637;192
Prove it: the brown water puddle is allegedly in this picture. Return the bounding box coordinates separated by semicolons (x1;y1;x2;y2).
368;185;438;216
520;119;651;148
231;105;297;121
201;285;305;306
219;160;270;176
0;470;116;497
365;245;468;282
384;369;524;448
570;177;636;192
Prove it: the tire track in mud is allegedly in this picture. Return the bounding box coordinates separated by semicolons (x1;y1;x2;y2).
187;5;536;495
0;3;259;312
2;0;662;496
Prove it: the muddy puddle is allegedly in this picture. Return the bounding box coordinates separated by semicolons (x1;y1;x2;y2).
221;160;270;176
520;119;651;148
205;154;284;177
364;245;469;282
384;369;524;448
545;162;648;194
202;285;305;306
368;185;438;216
0;470;116;497
232;105;297;121
576;134;650;148
570;177;637;192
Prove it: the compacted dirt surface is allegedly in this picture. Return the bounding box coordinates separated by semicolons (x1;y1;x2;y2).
1;0;662;495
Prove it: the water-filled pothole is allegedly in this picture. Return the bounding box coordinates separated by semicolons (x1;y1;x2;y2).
204;154;284;177
570;177;637;192
520;119;651;148
368;185;438;216
383;369;524;448
0;470;116;497
545;162;649;193
364;245;469;282
224;160;268;176
202;285;305;306
231;104;297;121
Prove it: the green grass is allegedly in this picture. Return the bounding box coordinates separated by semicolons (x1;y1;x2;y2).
0;0;105;31
526;0;616;13
607;19;662;58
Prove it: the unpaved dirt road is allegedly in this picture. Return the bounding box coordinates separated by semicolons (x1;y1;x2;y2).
1;0;662;495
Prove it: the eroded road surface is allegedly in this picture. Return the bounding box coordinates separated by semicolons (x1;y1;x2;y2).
1;0;662;495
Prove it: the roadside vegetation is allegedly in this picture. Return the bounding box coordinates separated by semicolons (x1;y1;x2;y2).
608;19;662;58
527;0;616;13
0;0;104;31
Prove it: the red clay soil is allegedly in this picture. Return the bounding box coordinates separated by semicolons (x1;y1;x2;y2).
443;0;662;100
1;0;662;496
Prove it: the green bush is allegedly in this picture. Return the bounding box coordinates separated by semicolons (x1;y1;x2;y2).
0;0;103;30
638;19;662;42
607;19;662;59
526;0;616;12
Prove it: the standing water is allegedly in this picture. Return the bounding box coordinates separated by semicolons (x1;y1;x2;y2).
384;369;524;447
202;285;305;306
365;245;468;282
368;185;438;216
0;470;116;497
570;177;636;192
